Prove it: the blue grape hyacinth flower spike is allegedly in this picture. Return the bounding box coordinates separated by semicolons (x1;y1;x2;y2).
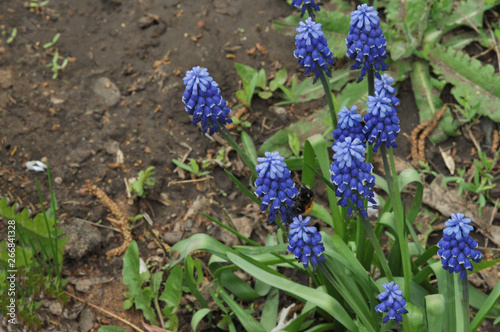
291;0;322;18
294;17;335;83
254;151;299;225
287;215;326;271
332;105;365;143
329;137;376;219
375;281;409;324
182;66;232;135
438;213;482;279
363;86;400;152
345;4;388;82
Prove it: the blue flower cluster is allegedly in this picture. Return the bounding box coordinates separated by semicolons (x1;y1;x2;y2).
438;213;482;279
375;281;409;324
345;4;388;82
254;152;299;225
294;17;335;83
287;215;326;271
363;75;400;152
291;0;321;18
182;66;232;135
332;105;365;143
329;137;376;218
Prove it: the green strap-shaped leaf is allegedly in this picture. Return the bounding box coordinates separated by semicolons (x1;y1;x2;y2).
425;294;445;332
470;280;500;331
218;287;266;332
226;252;358;332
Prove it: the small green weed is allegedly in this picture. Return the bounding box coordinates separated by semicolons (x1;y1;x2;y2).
172;158;210;177
30;0;50;8
46;51;68;79
7;28;17;44
129;166;156;198
43;33;60;49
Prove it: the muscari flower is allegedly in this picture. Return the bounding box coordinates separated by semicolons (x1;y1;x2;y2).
182;66;232;135
254;151;299;225
345;4;388;82
332;105;365;143
363;88;400;152
438;213;482;279
329;137;376;219
375;281;409;324
287;215;326;271
294;17;335;83
291;0;321;18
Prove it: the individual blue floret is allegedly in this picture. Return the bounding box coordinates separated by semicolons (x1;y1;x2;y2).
375;74;400;106
375;281;409;324
254;151;299;225
363;90;400;152
438;213;482;279
182;66;232;135
294;17;335;83
332;105;365;143
345;4;388;82
329;137;376;219
291;0;322;18
287;215;326;271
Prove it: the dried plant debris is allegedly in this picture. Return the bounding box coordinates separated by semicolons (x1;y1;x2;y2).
83;181;132;259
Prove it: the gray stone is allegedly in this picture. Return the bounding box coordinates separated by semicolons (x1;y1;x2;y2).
79;307;96;332
163;231;183;245
63;219;102;259
92;77;121;107
49;301;63;316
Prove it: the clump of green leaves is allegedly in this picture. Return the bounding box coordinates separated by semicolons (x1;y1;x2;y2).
130;166;156;198
117;241;183;330
46;51;68;79
0;166;67;329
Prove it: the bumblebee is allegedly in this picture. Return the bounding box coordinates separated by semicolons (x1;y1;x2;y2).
291;184;315;216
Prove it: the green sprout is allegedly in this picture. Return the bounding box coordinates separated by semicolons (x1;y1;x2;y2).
46;51;68;79
172;158;210;177
43;33;60;49
129;166;156;198
30;0;50;8
7;28;17;44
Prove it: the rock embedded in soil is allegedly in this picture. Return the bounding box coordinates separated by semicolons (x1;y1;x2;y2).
79;307;96;332
63;218;102;260
0;68;13;89
163;231;183;245
92;77;122;107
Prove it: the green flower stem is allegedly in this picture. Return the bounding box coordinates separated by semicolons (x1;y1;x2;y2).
360;214;393;280
380;145;411;299
462;276;470;332
318;70;337;129
219;126;257;178
355;217;365;263
358;66;376;263
368;66;375;96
